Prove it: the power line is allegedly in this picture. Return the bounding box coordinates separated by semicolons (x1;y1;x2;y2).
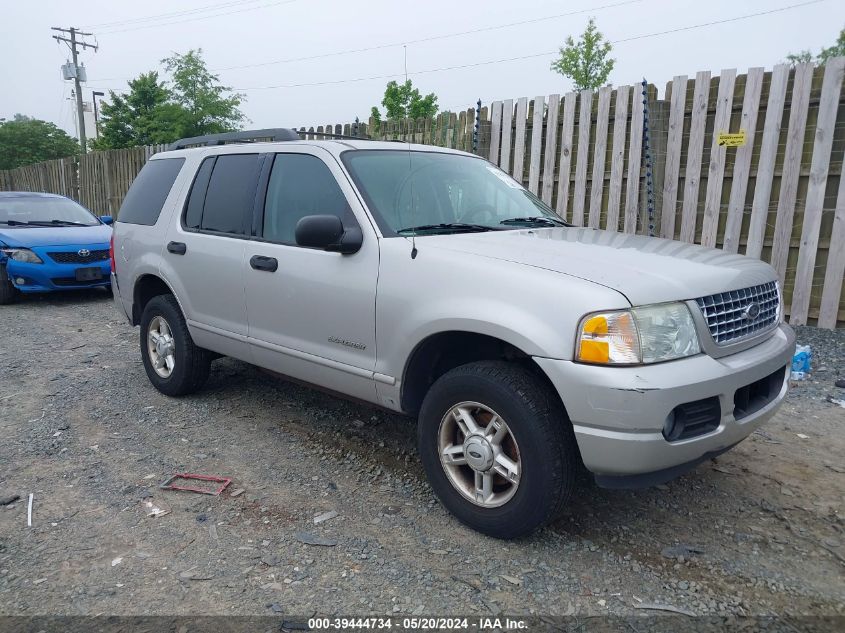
83;0;266;29
95;0;299;35
234;52;558;90
215;0;643;72
234;0;827;91
87;0;643;82
611;0;826;44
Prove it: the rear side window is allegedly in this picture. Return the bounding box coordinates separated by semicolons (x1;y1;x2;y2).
200;154;261;235
118;158;185;225
183;157;215;230
262;154;352;244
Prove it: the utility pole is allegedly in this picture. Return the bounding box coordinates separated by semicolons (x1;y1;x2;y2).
52;27;97;153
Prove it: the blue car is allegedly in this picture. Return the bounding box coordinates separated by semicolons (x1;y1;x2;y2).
0;192;114;304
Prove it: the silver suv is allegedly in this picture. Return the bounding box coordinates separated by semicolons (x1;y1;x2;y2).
111;129;795;539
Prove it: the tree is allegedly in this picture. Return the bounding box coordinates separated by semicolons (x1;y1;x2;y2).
550;18;615;91
787;26;845;65
162;49;245;138
0;115;79;170
371;79;438;127
92;72;184;149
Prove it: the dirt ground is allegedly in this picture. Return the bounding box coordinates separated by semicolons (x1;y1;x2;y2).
1;289;843;620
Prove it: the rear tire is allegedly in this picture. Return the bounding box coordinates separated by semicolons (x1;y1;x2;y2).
140;294;211;396
418;361;578;539
0;265;18;305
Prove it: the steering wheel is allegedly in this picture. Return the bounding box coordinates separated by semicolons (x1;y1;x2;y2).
462;203;498;225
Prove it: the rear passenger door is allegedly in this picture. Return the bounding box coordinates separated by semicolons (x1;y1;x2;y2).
243;148;380;404
161;152;262;361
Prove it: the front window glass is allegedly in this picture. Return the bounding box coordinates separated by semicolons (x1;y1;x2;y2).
263;154;352;244
342;150;566;235
0;196;100;227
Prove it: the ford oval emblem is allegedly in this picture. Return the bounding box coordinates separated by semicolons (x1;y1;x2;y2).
742;302;761;321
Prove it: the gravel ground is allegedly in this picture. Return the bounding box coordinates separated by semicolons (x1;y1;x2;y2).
0;290;843;619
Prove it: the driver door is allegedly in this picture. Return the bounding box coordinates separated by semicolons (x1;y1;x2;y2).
244;148;380;404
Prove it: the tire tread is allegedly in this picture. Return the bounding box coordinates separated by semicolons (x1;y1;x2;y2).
140;294;210;396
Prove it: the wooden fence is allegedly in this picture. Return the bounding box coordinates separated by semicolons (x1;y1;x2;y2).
0;145;166;217
1;59;843;327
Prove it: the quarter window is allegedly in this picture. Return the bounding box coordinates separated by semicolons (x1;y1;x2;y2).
262;154;352;244
119;158;185;225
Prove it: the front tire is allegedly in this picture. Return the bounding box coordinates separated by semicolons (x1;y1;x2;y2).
140;294;211;396
418;361;578;539
0;265;19;305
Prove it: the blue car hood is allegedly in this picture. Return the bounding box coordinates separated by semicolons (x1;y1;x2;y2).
0;225;112;248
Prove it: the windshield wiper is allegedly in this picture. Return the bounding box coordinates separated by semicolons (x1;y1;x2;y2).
500;216;567;227
39;219;90;227
0;219;90;227
397;223;497;234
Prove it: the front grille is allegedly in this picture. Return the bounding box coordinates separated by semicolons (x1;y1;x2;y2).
47;249;109;264
51;277;106;287
664;397;722;442
695;281;779;345
734;365;787;420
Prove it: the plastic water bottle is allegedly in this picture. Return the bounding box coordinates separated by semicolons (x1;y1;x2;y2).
791;345;812;380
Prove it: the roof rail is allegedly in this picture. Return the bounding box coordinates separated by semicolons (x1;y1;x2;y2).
167;128;301;150
302;130;371;141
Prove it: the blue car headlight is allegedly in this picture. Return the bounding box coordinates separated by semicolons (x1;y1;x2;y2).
1;248;43;264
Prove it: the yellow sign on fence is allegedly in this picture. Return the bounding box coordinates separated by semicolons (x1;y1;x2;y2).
716;130;747;147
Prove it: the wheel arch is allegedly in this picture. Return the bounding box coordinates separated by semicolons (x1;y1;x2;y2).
132;273;179;326
399;330;568;419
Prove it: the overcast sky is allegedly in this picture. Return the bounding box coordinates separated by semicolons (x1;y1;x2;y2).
1;0;843;136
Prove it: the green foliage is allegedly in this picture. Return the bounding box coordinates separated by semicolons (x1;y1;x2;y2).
91;72;183;150
92;49;246;150
787;26;845;65
371;80;439;123
785;50;814;65
550;18;615;91
0;115;79;170
162;49;245;138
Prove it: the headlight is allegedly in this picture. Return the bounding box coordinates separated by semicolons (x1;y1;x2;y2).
1;248;43;264
577;302;700;365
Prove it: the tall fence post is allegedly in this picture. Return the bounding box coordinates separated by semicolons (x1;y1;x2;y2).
647;93;670;238
473;99;481;154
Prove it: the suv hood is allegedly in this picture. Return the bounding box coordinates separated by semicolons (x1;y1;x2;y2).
0;225;111;248
423;227;777;305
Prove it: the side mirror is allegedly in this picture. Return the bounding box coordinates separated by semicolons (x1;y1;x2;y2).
295;215;362;254
100;215;114;225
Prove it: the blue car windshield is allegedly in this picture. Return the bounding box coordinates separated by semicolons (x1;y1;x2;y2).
0;197;99;227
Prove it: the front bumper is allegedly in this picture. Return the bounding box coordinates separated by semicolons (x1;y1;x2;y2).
534;324;795;484
6;251;111;293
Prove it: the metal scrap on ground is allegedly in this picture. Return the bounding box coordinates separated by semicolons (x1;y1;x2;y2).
159;473;232;496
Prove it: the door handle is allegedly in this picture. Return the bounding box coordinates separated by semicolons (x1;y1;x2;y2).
167;241;187;255
250;255;278;272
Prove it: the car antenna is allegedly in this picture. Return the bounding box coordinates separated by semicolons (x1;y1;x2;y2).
404;45;418;260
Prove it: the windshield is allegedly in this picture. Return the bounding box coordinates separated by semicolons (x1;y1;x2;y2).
342;150;567;235
0;197;100;227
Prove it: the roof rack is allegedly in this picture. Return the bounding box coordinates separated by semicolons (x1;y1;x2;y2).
167;128;301;150
167;127;372;150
